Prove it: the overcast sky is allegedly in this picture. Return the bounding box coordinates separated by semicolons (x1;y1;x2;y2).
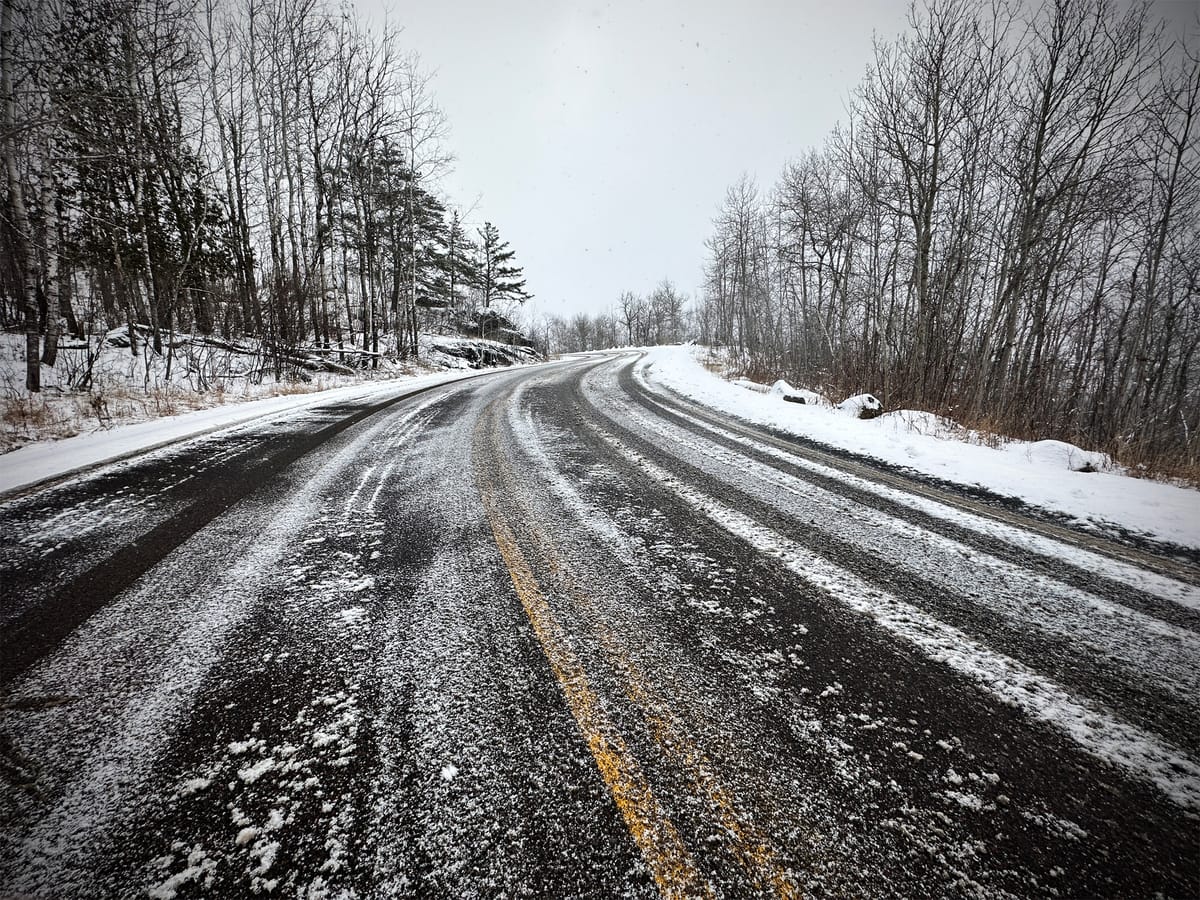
361;0;1198;323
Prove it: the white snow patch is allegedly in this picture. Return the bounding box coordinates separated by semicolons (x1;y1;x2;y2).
148;846;216;899
237;758;275;784
641;346;1200;550
837;393;883;417
337;606;367;624
943;790;984;810
178;777;211;796
585;416;1200;811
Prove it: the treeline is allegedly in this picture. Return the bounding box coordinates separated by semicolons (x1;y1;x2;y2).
1;0;532;391
700;0;1198;471
540;279;689;353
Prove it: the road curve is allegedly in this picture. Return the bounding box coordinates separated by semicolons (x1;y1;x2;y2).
0;353;1196;898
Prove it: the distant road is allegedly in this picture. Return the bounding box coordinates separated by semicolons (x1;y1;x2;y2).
1;354;1196;898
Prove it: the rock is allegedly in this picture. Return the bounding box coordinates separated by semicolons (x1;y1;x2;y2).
426;337;538;369
838;393;884;419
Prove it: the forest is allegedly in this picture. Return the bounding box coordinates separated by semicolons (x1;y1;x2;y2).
537;279;691;356
695;0;1198;477
1;0;532;390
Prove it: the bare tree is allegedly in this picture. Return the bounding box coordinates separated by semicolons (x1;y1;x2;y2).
2;0;41;389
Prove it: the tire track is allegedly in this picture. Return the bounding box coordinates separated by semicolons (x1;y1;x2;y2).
503;367;1199;896
625;356;1200;586
0;380;478;686
620;358;1200;621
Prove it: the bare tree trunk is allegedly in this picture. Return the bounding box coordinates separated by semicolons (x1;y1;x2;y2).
2;0;40;390
39;136;61;367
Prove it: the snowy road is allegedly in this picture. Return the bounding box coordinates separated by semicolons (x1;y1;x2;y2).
1;354;1197;898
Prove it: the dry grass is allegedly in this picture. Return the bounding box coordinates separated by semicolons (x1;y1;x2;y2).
1128;459;1200;487
1107;439;1200;489
0;373;336;454
1146;459;1200;488
936;412;1010;451
718;362;1200;488
699;347;734;376
262;380;321;397
0;393;86;450
739;363;782;385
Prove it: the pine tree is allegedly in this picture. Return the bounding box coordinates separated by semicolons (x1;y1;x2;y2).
476;221;530;308
441;209;478;316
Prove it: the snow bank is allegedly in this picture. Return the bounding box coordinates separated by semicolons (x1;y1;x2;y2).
640;346;1200;550
837;393;883;419
0;367;499;497
0;331;539;454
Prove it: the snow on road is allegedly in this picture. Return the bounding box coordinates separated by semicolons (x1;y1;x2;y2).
0;366;524;497
2;352;1196;897
625;378;1199;610
592;372;1200;702
640;345;1200;551
501;356;1198;895
566;361;1200;813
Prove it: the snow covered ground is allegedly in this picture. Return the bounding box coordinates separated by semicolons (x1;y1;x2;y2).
0;327;543;495
0;367;523;497
2;349;1195;896
639;345;1200;551
0;329;536;452
5;338;1195;551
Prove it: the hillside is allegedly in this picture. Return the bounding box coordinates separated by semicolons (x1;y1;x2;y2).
1;322;538;453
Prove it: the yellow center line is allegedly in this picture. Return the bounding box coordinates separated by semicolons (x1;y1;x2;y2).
477;477;713;899
473;396;713;897
472;394;802;898
601;633;799;899
526;518;801;900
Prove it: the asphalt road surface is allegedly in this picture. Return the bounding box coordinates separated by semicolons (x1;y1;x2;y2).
1;354;1197;898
